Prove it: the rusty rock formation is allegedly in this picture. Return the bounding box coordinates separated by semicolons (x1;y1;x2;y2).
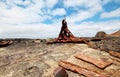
59;60;109;77
47;19;88;44
0;40;13;47
57;19;75;41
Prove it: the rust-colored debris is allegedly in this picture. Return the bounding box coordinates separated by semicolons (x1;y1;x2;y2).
47;19;108;44
47;19;88;44
59;60;109;77
109;51;120;58
74;54;112;69
0;40;13;47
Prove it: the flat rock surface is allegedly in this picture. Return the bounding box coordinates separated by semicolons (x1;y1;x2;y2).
0;39;120;77
74;53;113;69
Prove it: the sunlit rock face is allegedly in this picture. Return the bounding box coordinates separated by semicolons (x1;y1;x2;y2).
110;30;120;37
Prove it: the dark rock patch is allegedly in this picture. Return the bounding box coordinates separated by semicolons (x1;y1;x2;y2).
90;37;120;52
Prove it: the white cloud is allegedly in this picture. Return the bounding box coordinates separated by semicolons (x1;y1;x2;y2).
0;20;119;38
87;0;102;12
0;0;119;38
0;0;60;25
52;8;66;16
45;0;58;9
102;0;120;5
63;0;103;24
68;20;120;37
0;2;8;9
0;0;56;25
101;8;120;18
63;0;102;12
102;0;112;5
0;6;44;24
13;0;32;7
0;23;61;38
63;0;85;7
66;10;96;24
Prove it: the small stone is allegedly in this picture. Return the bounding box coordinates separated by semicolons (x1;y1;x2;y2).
54;67;68;77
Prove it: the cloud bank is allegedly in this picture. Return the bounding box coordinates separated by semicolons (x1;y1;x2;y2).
0;0;120;38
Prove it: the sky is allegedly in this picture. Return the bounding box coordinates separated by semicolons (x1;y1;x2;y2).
0;0;120;38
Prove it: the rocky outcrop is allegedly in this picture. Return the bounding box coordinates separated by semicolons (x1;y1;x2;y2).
0;37;120;77
59;60;109;77
88;37;120;52
95;31;107;38
110;30;120;37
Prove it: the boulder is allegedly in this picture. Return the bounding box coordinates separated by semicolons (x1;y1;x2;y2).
54;67;68;77
95;31;107;37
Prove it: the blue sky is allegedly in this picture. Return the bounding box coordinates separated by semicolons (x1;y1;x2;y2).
0;0;120;38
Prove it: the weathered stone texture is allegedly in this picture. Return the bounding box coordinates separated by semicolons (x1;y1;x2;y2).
74;54;112;69
59;60;109;77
